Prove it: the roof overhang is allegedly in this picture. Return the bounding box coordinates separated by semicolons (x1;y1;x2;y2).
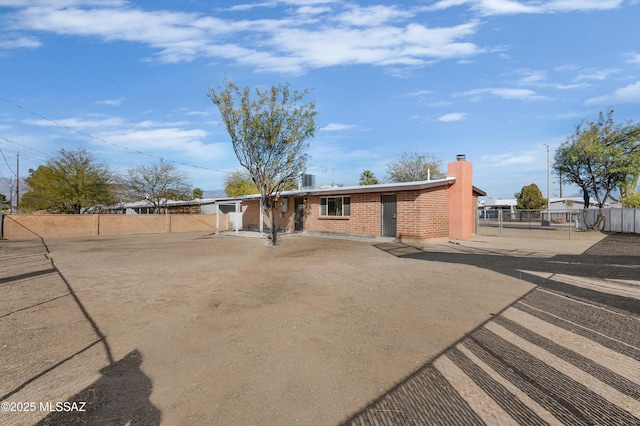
226;178;457;201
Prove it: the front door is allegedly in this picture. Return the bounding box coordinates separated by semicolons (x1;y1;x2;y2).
294;198;304;231
381;194;397;237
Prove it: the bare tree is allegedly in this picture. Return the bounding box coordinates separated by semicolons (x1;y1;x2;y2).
122;159;192;213
386;152;445;182
209;79;317;245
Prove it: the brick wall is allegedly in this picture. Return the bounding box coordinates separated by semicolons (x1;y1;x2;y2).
397;188;450;241
242;198;296;232
303;193;381;238
241;187;453;242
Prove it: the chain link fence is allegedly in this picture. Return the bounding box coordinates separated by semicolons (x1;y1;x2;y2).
478;208;640;238
478;209;581;239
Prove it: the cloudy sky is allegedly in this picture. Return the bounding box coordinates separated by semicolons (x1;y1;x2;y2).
1;0;639;199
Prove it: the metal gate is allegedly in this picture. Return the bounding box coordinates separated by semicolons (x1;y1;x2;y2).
381;194;397;237
294;198;304;231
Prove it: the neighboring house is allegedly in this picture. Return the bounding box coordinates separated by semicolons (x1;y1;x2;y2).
111;198;220;215
236;156;485;244
111;198;244;231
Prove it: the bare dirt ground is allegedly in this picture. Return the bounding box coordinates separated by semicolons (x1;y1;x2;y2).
2;229;636;425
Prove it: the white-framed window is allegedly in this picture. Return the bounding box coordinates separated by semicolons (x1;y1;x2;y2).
320;196;350;217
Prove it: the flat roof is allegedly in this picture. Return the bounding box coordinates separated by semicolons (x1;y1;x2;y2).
219;177;489;201
234;178;453;200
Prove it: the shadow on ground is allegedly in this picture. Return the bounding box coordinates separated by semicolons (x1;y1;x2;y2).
377;233;640;314
36;350;161;426
341;233;640;425
0;235;161;425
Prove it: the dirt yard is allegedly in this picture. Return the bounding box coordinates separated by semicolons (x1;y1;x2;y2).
1;230;608;425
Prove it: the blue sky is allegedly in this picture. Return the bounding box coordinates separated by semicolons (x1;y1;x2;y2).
1;0;639;199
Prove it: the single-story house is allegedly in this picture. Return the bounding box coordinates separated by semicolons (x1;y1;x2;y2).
236;155;485;244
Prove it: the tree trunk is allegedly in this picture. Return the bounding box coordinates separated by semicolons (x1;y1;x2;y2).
594;210;605;231
262;203;278;246
269;205;277;246
582;209;606;232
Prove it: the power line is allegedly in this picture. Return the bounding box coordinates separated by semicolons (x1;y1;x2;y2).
0;135;50;160
0;96;231;175
0;146;16;176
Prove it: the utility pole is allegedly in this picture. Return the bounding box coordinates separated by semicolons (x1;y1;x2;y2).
544;144;550;220
16;151;19;211
9;179;13;214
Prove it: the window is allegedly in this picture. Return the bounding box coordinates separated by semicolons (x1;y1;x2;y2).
320;196;350;216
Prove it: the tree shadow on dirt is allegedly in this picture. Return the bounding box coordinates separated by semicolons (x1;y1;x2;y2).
0;235;162;425
340;233;640;425
36;350;161;426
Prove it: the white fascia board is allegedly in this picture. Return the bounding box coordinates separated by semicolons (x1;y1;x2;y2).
220;178;456;201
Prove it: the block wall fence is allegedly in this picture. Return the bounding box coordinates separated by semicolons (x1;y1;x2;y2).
1;214;229;240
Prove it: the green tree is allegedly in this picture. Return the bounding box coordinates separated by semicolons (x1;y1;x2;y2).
359;170;379;185
21;148;116;213
515;183;547;210
386;152;445;183
122;159;192;213
553;110;640;230
622;192;640;208
192;187;203;199
619;174;640;200
224;170;259;197
209;79;317;245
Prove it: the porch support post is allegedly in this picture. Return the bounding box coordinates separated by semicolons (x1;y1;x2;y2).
215;203;219;235
259;198;264;236
235;200;240;236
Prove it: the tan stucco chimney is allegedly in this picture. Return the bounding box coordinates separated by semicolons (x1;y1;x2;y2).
448;155;473;240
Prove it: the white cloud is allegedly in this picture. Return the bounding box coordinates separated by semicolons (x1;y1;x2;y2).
23;116;127;129
405;90;434;97
478;150;544;173
427;0;623;15
474;0;539;15
96;98;124;106
586;80;640;105
320;123;356;131
296;6;331;15
423;0;470;11
541;0;623;12
625;51;640;65
456;87;548;101
438;112;467;122
575;68;619;81
0;35;41;49
4;2;482;73
515;69;590;90
516;69;548;84
134;120;191;128
336;5;412;27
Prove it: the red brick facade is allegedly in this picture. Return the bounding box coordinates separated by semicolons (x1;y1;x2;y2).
239;158;482;243
241;187;451;241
